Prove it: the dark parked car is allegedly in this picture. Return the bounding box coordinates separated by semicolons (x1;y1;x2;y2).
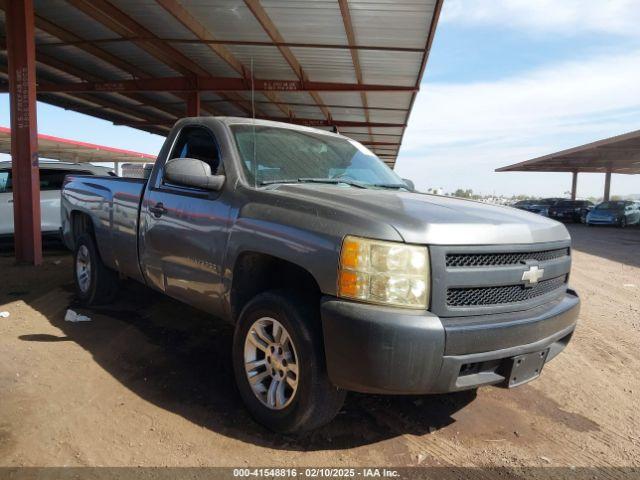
586;200;640;227
548;200;594;223
513;198;563;217
513;199;536;210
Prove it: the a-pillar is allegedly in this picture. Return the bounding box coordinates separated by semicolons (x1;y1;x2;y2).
6;0;41;265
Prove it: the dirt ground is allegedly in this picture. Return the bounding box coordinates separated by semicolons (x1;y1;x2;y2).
0;225;638;469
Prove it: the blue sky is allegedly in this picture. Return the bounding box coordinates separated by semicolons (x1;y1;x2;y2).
395;0;640;197
2;0;639;198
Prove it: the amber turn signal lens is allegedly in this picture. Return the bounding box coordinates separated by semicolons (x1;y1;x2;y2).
340;238;360;269
338;270;358;297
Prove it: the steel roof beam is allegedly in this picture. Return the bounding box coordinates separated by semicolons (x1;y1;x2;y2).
35;51;181;120
244;0;331;121
66;0;208;77
0;60;171;133
35;37;427;53
172;98;409;112
28;76;416;93
338;0;372;141
9;6;215;119
30;15;148;79
65;0;257;117
156;0;290;118
114;118;405;128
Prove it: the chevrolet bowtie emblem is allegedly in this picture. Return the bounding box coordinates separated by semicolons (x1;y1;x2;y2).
522;265;544;285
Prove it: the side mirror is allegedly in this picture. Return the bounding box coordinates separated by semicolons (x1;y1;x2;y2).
402;178;415;191
164;158;225;191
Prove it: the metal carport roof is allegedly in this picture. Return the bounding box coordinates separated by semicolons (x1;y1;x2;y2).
0;0;443;168
496;129;640;201
496;129;640;175
0;126;156;163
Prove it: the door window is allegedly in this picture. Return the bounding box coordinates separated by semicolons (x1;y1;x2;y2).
168;127;222;176
39;169;92;191
0;170;10;193
0;168;93;193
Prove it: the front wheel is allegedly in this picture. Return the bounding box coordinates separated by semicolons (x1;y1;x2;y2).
232;290;345;433
619;217;627;228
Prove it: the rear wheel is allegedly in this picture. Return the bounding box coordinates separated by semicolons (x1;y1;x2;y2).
73;234;119;305
233;290;345;433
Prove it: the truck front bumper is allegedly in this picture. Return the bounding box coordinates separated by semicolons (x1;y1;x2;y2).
321;290;579;394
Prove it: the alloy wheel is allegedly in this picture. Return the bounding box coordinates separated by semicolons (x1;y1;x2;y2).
76;244;92;293
244;317;299;410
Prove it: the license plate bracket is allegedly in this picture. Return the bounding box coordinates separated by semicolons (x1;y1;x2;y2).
505;349;549;388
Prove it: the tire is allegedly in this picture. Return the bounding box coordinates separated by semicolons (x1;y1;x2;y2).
73;234;119;306
620;217;627;228
232;290;346;433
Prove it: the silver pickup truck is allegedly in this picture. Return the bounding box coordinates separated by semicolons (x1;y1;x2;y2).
61;117;580;433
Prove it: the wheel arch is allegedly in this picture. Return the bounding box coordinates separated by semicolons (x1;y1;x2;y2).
69;210;97;249
229;251;323;323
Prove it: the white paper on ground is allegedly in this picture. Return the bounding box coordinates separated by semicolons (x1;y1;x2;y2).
64;309;91;322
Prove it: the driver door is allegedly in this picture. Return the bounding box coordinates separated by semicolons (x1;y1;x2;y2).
140;126;231;315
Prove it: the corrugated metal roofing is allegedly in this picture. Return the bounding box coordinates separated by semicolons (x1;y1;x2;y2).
0;0;443;167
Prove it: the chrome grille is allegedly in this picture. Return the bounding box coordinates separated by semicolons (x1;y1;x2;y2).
446;275;567;307
446;248;569;268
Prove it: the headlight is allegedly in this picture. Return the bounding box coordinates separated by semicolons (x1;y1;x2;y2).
338;235;430;309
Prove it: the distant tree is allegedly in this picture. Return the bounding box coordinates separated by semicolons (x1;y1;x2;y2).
453;188;474;199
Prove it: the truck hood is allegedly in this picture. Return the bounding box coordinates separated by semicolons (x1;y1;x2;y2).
267;184;570;245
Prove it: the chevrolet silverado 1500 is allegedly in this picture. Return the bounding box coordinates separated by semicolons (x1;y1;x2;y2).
61;117;580;433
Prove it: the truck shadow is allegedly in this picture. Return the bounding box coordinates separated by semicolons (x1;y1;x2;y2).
20;277;477;451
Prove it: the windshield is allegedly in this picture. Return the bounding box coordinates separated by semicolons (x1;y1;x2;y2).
595;201;627;210
231;125;404;188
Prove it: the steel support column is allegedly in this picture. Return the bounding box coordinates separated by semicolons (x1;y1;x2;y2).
186;91;200;116
570;171;578;200
6;0;41;265
603;171;612;201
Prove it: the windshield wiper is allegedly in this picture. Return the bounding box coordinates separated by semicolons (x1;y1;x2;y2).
297;177;368;189
259;177;368;189
259;178;300;186
371;183;409;190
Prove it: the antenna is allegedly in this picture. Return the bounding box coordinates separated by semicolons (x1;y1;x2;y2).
251;57;257;188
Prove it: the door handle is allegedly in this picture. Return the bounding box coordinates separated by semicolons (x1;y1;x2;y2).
149;202;167;217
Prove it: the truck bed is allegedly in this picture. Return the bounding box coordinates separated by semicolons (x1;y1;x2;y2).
61;175;147;283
